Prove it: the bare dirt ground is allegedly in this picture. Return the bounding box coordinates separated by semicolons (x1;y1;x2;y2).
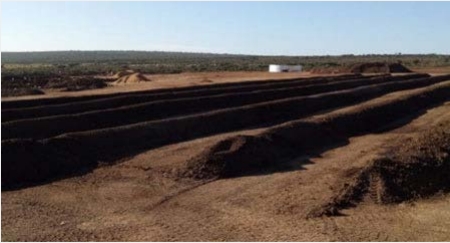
1;71;323;102
2;73;450;241
2;103;450;241
412;66;450;75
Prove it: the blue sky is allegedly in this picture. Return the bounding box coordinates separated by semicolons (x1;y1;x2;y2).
1;1;449;55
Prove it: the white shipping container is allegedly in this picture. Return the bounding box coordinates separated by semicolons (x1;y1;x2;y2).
269;64;302;73
269;64;283;72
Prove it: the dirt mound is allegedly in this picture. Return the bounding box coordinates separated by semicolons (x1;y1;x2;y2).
1;74;372;122
2;74;361;111
44;77;108;91
179;136;267;179
114;73;151;84
3;74;428;140
311;62;412;74
1;88;44;97
309;121;450;218
180;80;450;183
1;138;98;189
179;124;345;180
2;74;435;141
310;66;350;74
370;124;450;202
1;75;50;97
64;78;107;92
200;78;214;83
349;62;412;74
2;75;449;189
112;70;135;79
179;135;289;180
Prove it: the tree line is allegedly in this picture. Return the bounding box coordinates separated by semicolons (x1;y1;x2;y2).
2;51;450;79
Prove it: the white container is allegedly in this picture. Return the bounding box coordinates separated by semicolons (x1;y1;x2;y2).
269;64;283;72
269;64;302;73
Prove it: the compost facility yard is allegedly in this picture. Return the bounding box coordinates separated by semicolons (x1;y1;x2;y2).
2;71;450;241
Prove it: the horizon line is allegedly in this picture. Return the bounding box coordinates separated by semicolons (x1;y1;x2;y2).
1;50;449;57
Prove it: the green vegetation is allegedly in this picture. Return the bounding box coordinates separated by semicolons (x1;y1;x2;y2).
2;51;450;76
1;51;449;97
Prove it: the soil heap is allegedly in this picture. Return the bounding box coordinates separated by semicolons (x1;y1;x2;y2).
114;72;151;85
311;62;412;74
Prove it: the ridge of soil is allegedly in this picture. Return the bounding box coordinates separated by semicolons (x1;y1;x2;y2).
3;78;450;189
308;121;450;218
311;62;413;74
179;81;450;180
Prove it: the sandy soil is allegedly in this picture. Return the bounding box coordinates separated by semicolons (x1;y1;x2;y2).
2;72;450;241
1;71;324;102
2;99;449;241
412;66;450;75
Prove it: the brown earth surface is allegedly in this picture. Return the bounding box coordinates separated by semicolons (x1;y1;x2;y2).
412;66;450;75
2;72;450;241
1;71;329;102
113;73;151;85
310;62;412;74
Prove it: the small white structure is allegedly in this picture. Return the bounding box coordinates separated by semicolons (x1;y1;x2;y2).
269;64;302;73
269;64;285;73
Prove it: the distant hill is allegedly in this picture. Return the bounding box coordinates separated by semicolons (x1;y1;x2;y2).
1;51;249;64
2;51;449;79
2;51;449;66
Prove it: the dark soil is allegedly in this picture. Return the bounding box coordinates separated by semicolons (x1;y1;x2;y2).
2;75;449;189
371;124;450;203
2;74;430;140
180;124;343;180
45;77;108;91
2;74;361;110
1;75;109;97
308;121;450;218
349;62;412;74
2;75;386;121
1;88;45;97
311;62;413;74
178;81;450;181
1;75;49;97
